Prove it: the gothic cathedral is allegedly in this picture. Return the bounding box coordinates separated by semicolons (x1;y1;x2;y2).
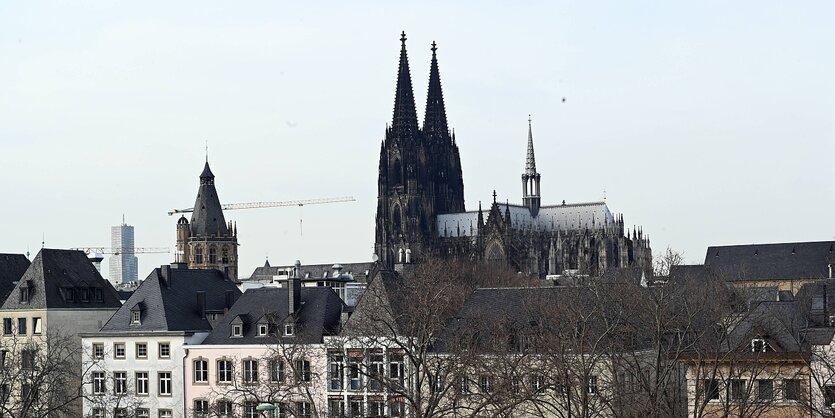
374;33;652;277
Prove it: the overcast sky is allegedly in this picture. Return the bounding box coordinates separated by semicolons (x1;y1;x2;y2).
1;1;833;280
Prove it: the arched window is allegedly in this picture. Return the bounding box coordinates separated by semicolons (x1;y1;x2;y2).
221;247;229;264
216;359;233;384
392;158;402;186
392;205;402;237
209;246;217;264
194;247;203;264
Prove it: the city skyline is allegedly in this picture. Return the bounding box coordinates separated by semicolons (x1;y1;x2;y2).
1;2;833;278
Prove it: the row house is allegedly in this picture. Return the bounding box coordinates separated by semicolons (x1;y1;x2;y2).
81;264;240;418
184;269;344;418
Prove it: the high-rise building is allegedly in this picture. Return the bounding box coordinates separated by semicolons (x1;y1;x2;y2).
109;220;138;284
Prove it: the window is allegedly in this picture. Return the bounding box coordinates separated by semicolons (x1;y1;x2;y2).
158;342;170;359
368;400;384;417
231;324;242;337
217;359;233;383
158;372;172;396
114;371;127;394
93;287;103;302
328;354;343;390
0;384;9;402
758;379;773;401
348;357;362;389
2;318;11;335
584;375;597;394
17;318;26;335
751;338;773;353
62;287;74;302
349;399;363;417
284;323;294;336
159;410;173;418
704;379;720;400
221;247;230;264
389;354;404;388
530;374;545;393
243;402;258;418
136;408;149;418
114;343;126;359
93;343;104;359
369;353;384;391
21;384;33;401
194;359;208;383
193;399;209;418
328;399;345;418
479;375;493;393
296;359;311;382
209;246;217;264
80;288;90;302
113;409;126;418
93;371;106;394
785;379;801;401
194;247;203;264
217;400;233;418
258;324;268;336
270;359;285;382
21;349;35;369
131;311;141;325
32;317;41;334
136;372;149;395
19;287;29;303
730;379;746;401
459;375;471;394
92;408;104;418
296;401;312;418
243;359;259;383
390;399;405;417
511;376;521;394
136;342;147;359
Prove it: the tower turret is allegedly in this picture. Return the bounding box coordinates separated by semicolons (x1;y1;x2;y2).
522;117;541;216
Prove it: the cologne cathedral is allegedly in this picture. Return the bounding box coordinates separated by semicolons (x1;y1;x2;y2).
374;33;652;277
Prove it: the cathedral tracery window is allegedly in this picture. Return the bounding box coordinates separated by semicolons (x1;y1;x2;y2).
209;246;217;264
194;246;203;264
221;247;229;264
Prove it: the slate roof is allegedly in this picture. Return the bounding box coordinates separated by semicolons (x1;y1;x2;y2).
704;241;835;281
723;301;808;353
0;254;30;303
245;261;374;284
201;286;344;345
190;161;230;238
100;266;241;332
0;249;121;310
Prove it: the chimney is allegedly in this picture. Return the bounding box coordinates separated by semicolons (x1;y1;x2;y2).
288;260;301;316
160;265;172;288
196;291;206;320
225;290;236;311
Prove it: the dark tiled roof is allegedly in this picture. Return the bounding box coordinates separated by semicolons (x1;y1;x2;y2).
723;301;807;353
0;249;121;310
201;286;344;345
704;241;835;281
245;261;374;284
101;266;241;332
190;162;229;238
0;254;30;303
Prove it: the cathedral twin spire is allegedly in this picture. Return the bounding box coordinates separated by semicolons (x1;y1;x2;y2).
390;32;451;144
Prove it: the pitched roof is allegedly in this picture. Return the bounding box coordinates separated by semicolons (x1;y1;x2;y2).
0;249;121;310
190;161;230;238
201;286;344;345
244;261;374;284
390;31;419;141
704;241;835;281
0;254;30;303
100;266;241;332
723;301;807;353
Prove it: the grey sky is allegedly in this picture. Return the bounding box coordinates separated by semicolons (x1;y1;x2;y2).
1;1;833;279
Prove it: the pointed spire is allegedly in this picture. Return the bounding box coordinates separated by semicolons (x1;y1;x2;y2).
423;40;449;141
525;115;537;175
391;31;419;140
200;161;215;180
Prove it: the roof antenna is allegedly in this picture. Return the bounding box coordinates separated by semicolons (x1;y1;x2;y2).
205;140;209;162
41;232;44;249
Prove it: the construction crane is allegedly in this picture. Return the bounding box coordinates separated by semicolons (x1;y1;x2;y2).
73;247;170;256
167;196;356;216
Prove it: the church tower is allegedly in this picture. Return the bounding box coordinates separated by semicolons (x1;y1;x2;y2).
522;117;541;216
376;32;468;268
176;161;238;279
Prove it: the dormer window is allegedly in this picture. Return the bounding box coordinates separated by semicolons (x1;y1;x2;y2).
79;288;90;302
257;324;268;337
19;287;29;303
751;338;773;353
93;288;103;302
131;311;141;325
61;287;74;302
284;324;294;336
231;324;242;337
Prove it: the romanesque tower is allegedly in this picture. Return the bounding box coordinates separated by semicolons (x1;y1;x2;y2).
175;161;239;279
